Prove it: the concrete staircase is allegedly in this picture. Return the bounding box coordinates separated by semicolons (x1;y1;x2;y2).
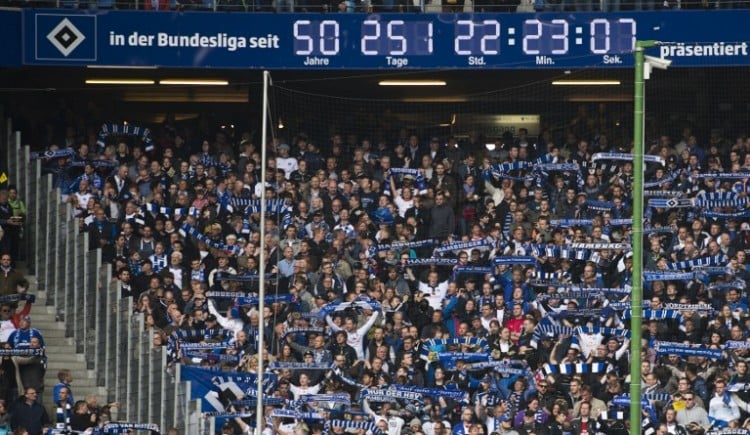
21;274;108;410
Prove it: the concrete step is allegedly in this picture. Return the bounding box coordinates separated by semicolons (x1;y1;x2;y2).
19;273;112;409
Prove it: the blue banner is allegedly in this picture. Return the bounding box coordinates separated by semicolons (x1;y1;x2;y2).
7;9;750;69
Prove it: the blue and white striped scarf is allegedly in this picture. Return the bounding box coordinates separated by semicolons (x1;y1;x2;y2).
653;341;723;359
30;148;76;160
142;203;200;219
666;255;727;270
531;324;575;347
577;326;631;338
96;123;154;152
227;198;289;214
622;309;682;320
644;171;681;188
179;223;241;256
530;245;591;260
489;161;533;174
531;271;571;281
694;191;749;208
541;362;606;376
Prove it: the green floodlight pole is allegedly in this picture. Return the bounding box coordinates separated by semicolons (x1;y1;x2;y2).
631;39;657;435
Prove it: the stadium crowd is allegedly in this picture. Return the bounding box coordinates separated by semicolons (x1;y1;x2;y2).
23;114;750;435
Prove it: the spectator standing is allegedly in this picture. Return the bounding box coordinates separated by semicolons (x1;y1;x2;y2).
10;388;50;435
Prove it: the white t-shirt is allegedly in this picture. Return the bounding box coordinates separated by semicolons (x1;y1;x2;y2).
276;156;299;179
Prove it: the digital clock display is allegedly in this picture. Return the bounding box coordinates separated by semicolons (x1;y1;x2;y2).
23;9;750;69
291;14;641;67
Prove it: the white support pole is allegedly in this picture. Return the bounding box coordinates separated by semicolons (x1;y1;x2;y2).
255;70;270;435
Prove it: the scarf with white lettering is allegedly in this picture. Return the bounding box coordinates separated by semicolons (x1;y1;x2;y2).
643;271;696;281
403;258;458;266
434;239;490;254
592;152;665;166
694;172;750;180
376;239;435;253
549;219;593;228
93;422;160;434
489;257;535;269
420;337;490;361
653;341;723;359
704;209;750;219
